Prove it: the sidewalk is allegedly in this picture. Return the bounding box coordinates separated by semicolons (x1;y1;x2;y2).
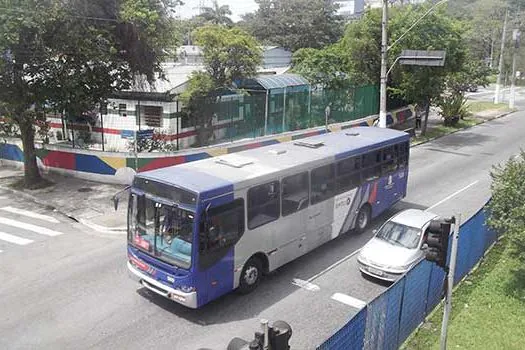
414;105;513;140
0;106;514;233
0;168;128;233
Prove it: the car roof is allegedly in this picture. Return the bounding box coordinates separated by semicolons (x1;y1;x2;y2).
391;209;439;229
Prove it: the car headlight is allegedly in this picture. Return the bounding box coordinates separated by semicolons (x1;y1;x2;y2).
385;263;412;273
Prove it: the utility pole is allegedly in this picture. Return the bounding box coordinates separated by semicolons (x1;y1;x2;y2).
495;10;509;104
510;7;521;110
379;0;389;128
440;215;460;350
510;29;520;109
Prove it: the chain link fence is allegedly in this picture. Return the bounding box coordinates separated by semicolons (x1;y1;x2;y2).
317;202;498;350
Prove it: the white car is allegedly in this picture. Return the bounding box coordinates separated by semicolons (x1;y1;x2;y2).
357;209;439;282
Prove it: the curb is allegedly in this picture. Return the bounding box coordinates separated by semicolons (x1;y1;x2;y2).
0;183;127;234
410;109;514;148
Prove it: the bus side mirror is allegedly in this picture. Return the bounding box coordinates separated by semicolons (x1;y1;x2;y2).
111;185;131;211
112;196;119;211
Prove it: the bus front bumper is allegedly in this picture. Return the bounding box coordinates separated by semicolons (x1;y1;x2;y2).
127;261;198;309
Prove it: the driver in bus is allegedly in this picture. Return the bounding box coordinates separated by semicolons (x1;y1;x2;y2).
208;215;226;249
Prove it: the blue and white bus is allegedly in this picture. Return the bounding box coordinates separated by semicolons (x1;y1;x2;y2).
126;127;410;308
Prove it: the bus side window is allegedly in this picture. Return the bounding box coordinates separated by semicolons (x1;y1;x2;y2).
336;156;361;194
362;151;381;181
282;172;309;216
311;164;336;204
381;146;398;174
398;142;409;169
201;199;245;253
248;181;280;230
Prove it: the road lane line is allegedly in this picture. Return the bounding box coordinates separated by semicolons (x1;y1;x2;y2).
291;278;320;292
426;180;479;211
0;231;34;245
307;249;362;283
0;217;64;237
0;206;59;223
331;293;367;309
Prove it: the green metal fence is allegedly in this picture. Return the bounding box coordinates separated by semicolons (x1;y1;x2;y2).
189;85;379;147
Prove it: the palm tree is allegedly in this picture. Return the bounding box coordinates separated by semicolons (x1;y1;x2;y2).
198;0;233;26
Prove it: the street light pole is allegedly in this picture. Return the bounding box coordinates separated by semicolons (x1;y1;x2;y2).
379;0;389;128
495;10;509;104
379;0;449;128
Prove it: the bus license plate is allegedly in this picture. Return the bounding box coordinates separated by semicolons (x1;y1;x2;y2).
368;266;384;277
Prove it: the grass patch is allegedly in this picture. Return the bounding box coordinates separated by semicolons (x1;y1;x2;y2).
402;239;525;350
411;117;483;145
467;101;508;113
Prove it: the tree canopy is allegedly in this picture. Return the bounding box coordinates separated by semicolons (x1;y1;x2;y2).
0;0;180;186
181;25;262;146
241;0;344;52
197;0;233;27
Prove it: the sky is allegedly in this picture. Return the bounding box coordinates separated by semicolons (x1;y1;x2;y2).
176;0;259;22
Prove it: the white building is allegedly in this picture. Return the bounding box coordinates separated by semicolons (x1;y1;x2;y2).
47;45;294;151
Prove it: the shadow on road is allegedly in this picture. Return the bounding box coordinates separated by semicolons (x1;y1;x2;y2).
133;201;429;325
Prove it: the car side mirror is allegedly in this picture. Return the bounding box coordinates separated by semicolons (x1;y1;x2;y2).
421;243;428;250
372;229;378;235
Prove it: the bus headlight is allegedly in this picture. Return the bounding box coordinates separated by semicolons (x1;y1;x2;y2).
179;285;195;293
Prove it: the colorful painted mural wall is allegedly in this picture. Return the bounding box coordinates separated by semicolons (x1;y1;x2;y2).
0;106;414;185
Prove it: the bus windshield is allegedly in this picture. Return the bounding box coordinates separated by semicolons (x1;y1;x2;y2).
128;194;194;269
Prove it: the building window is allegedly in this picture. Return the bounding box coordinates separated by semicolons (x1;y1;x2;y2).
137;105;163;128
118;104;127;116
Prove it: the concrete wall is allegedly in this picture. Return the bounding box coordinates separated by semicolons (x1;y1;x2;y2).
1;105;414;185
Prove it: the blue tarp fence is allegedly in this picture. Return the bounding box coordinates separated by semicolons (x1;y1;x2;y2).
317;201;498;350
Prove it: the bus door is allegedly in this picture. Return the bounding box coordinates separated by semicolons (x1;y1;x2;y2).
198;196;245;303
276;173;310;265
307;164;337;248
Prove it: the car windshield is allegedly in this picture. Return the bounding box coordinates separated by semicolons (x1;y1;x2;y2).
376;221;422;249
128;194;194;269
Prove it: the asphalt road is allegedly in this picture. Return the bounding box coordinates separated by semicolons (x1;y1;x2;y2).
1;110;525;350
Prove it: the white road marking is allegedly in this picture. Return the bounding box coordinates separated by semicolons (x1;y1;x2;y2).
0;217;64;237
0;231;34;245
307;249;362;283
426;180;479;211
291;278;321;292
0;206;59;223
331;293;367;309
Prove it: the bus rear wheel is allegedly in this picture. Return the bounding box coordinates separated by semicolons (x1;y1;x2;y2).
238;257;262;294
356;205;371;233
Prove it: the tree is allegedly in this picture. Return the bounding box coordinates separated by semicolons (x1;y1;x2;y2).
181;26;262;146
241;0;344;52
386;5;467;135
292;45;351;90
488;150;525;283
0;0;180;187
197;0;233;26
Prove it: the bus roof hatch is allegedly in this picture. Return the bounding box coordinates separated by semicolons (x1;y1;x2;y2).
215;155;254;168
293;139;325;149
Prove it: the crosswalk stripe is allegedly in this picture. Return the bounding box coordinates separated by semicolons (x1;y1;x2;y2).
0;206;59;223
0;231;34;245
0;217;64;237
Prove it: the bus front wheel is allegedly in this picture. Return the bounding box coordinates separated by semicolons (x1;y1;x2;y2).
238;257;262;294
356;205;371;233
